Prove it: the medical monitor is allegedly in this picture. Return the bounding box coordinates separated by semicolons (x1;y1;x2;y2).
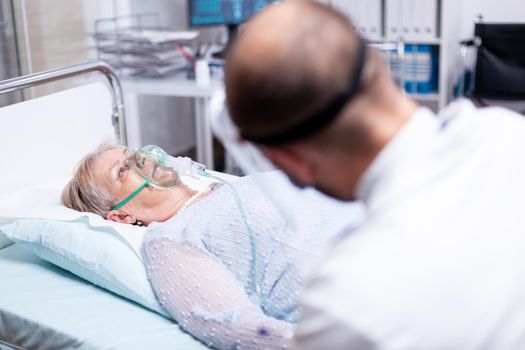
188;0;278;58
189;0;277;27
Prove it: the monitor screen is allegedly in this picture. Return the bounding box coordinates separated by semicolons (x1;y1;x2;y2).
189;0;277;27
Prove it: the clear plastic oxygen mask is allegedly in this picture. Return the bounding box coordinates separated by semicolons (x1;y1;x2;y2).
127;145;207;189
112;145;209;210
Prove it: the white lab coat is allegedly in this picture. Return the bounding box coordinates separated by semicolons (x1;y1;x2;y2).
294;99;525;349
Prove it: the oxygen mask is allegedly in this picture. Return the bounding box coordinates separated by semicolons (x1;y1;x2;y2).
112;145;208;210
125;146;181;190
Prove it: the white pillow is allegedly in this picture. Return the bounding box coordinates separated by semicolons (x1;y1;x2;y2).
0;180;145;254
0;217;14;250
0;180;168;317
0;172;237;316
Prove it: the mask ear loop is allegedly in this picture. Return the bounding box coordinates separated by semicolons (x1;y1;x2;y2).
112;180;151;210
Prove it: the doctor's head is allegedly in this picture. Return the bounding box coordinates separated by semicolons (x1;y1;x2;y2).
225;0;417;201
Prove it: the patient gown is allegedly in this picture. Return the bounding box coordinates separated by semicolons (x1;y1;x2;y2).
141;171;364;349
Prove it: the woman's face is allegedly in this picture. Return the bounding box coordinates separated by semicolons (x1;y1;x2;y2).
93;148;183;223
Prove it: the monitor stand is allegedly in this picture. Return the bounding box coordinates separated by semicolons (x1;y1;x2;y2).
211;25;238;60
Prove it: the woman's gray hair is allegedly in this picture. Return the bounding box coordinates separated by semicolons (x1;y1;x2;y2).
61;143;124;217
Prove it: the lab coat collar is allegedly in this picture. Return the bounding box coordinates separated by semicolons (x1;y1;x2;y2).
355;106;439;207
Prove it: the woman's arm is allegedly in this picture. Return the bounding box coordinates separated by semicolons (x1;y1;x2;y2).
144;238;293;350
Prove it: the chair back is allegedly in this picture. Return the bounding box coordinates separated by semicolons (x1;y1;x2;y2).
472;23;525;100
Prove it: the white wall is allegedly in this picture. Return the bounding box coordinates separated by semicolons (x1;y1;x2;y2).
459;0;525;39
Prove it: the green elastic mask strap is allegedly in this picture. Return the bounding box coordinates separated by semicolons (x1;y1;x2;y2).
112;180;151;210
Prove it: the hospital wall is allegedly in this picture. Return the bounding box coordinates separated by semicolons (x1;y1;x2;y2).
459;0;525;38
2;0;524;156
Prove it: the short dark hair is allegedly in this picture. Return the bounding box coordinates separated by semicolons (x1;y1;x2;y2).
225;1;362;144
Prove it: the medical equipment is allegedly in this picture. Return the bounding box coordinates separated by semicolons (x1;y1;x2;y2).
112;145;209;210
212;174;299;323
127;144;208;190
188;0;278;59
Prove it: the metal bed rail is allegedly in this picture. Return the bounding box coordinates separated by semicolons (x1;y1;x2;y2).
0;61;127;144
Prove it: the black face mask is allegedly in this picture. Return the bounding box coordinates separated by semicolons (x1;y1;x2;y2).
241;37;367;146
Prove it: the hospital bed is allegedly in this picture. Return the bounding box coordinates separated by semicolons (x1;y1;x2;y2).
0;62;208;349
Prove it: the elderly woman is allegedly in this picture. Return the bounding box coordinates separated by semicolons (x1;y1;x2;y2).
61;143;364;350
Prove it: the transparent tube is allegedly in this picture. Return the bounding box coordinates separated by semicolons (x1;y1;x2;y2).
207;172;298;322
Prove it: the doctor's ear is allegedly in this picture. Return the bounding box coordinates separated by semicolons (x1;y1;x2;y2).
106;210;136;225
263;146;316;187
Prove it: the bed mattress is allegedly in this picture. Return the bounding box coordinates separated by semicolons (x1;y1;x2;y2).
0;244;208;350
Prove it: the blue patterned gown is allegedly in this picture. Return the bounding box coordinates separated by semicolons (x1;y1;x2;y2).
141;171;364;349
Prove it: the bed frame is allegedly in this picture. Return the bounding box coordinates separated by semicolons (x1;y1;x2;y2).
0;61;126;144
0;61;130;195
0;62;209;350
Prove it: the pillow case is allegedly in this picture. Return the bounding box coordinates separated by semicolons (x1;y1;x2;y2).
0;180;145;255
0;181;168;317
0;173;229;254
0;216;170;318
0;217;14;250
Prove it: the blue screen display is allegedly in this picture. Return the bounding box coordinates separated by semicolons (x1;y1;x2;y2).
190;0;277;26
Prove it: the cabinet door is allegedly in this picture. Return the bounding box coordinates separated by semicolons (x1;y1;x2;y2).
333;0;382;42
385;0;404;41
385;0;439;41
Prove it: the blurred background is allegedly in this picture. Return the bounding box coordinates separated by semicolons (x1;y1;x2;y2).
1;0;524;169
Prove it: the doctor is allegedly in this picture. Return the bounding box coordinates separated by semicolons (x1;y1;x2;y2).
223;0;525;349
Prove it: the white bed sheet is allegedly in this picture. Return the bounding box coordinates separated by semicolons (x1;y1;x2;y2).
0;244;208;350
